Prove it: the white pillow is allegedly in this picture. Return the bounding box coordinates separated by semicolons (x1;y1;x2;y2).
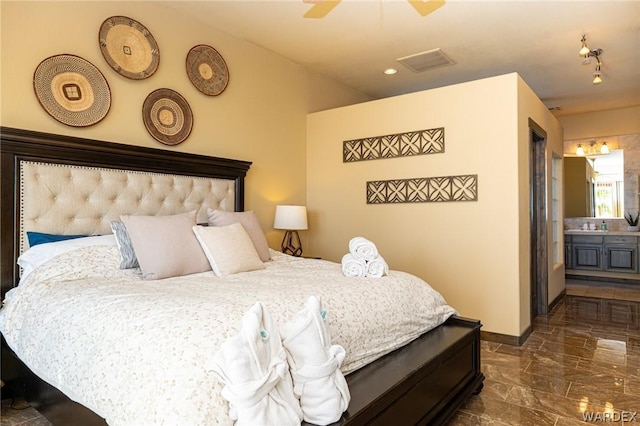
18;234;117;281
207;209;271;262
192;223;265;276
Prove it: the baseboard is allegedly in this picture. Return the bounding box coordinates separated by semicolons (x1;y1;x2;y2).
480;291;567;347
549;289;566;312
566;273;640;285
481;325;531;347
481;290;568;346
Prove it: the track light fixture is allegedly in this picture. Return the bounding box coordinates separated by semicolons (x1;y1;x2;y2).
579;34;604;84
593;61;602;84
579;35;590;56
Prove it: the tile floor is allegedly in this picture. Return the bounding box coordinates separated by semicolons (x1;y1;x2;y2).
0;398;49;426
2;280;639;425
449;280;640;425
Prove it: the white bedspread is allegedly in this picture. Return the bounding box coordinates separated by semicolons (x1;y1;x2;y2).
0;245;456;425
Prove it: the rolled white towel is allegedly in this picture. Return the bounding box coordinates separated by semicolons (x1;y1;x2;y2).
211;302;303;426
366;256;389;278
281;296;350;425
348;237;378;262
341;253;366;277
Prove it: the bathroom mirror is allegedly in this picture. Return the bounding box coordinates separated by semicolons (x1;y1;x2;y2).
564;150;625;218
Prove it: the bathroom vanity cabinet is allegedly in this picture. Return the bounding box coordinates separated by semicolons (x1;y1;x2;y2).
565;232;640;279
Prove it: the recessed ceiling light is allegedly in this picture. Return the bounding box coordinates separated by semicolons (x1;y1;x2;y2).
383;68;398;75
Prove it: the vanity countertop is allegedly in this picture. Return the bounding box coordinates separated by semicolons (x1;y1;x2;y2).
565;229;640;236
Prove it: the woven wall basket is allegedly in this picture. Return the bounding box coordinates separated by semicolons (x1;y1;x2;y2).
142;88;193;146
33;54;111;127
99;16;160;80
186;44;229;96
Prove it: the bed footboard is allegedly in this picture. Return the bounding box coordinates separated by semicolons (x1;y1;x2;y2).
333;315;484;426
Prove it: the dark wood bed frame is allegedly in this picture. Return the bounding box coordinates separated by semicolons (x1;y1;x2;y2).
1;127;484;425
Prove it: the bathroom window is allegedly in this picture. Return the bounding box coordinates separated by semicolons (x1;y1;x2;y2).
594;180;624;218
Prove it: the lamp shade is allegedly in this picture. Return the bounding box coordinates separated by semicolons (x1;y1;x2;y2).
274;205;308;230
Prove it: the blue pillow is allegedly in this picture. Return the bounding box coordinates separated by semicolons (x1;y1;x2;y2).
27;232;88;247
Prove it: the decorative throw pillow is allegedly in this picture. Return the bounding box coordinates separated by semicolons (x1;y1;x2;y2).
120;211;210;280
110;221;139;269
207;209;271;261
192;223;265;276
27;231;87;247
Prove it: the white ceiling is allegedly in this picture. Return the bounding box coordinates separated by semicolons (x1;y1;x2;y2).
170;0;640;116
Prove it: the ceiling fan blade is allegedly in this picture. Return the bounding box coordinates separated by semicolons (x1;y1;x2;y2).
407;0;445;17
303;0;342;19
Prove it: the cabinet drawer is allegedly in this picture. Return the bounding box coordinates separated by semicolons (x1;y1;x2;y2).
604;235;638;244
572;235;604;244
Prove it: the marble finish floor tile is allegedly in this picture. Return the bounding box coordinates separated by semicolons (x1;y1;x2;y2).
567;382;640;412
0;399;50;426
459;393;559;425
566;279;640;302
449;284;640;425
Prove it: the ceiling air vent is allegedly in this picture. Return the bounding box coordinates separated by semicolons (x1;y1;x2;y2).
397;48;455;73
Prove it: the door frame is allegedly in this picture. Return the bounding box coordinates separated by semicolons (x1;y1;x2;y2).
529;118;549;318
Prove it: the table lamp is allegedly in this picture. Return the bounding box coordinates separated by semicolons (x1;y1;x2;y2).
273;205;308;257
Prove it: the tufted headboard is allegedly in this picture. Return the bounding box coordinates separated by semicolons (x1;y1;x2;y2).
1;127;252;296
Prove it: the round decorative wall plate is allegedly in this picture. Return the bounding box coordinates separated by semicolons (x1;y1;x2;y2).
186;44;229;96
33;54;111;127
99;16;160;79
142;88;193;146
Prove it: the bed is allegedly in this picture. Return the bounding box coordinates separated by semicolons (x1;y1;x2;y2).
0;127;484;425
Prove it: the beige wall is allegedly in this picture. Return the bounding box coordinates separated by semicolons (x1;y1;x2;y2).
0;1;370;250
307;73;563;337
517;78;565;333
558;106;640;140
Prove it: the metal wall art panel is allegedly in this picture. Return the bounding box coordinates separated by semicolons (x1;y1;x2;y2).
343;127;444;162
366;174;478;204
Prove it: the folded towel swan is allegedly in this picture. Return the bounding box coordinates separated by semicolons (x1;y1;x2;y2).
281;296;350;425
211;302;303;426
